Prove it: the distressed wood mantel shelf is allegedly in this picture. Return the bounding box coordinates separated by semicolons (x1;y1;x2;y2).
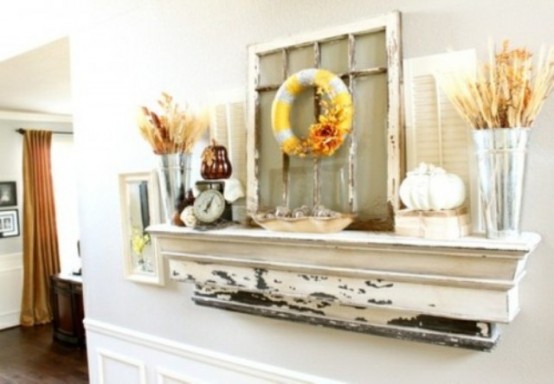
148;224;540;351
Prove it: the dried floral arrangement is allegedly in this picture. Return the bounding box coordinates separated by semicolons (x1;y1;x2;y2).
283;85;352;157
440;41;554;129
137;92;208;154
272;68;353;158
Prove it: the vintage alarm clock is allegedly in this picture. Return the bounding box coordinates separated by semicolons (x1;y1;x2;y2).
192;181;233;225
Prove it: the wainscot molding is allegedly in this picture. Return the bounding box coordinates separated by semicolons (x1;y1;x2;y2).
0;252;23;330
148;224;541;351
155;368;198;384
0;252;23;272
97;348;147;384
0;310;21;330
85;318;339;383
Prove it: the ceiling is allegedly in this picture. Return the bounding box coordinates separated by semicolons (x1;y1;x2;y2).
0;1;72;117
0;38;71;116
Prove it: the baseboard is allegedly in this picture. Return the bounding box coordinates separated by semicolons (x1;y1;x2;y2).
0;310;20;330
85;318;340;384
0;252;23;273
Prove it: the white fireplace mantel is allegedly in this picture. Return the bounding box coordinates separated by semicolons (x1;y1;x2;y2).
148;224;541;351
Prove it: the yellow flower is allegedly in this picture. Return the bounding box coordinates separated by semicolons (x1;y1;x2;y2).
309;122;345;157
131;228;151;256
277;85;352;158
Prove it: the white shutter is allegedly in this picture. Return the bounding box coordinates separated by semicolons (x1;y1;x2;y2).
207;88;248;223
403;50;482;231
208;88;247;186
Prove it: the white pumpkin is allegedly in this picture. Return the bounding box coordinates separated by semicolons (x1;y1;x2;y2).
399;163;466;211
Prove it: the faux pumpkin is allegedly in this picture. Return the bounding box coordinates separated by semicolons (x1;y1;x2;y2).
399;163;466;211
201;140;232;179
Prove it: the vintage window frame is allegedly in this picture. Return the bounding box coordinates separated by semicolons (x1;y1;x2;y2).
246;11;402;230
0;209;20;238
119;171;164;286
0;181;17;207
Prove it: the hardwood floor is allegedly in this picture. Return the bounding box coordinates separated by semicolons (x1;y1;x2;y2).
0;325;88;384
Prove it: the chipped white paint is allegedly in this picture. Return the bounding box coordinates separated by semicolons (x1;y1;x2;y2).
171;260;517;322
149;224;540;350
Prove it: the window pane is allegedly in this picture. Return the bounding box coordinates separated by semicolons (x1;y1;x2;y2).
320;38;349;73
288;45;314;73
355;31;387;69
353;73;388;218
258;90;283;209
259;52;283;86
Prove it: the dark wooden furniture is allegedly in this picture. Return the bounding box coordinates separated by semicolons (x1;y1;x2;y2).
50;274;85;346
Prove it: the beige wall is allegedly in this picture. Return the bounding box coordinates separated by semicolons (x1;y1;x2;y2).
72;1;554;382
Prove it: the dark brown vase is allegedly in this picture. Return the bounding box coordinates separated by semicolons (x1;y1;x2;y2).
201;140;232;179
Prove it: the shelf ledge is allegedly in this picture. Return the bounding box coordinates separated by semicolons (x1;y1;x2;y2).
149;224;541;351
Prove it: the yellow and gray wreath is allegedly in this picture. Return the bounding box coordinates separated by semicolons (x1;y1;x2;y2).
271;68;353;157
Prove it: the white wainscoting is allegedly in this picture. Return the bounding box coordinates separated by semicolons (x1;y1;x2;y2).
85;319;341;384
0;252;23;330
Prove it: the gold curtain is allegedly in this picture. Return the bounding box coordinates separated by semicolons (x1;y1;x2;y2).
20;130;61;327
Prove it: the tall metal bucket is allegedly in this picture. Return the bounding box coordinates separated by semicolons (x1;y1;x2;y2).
157;153;191;224
472;128;530;239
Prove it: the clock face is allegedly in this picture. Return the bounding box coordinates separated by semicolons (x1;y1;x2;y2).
193;189;226;224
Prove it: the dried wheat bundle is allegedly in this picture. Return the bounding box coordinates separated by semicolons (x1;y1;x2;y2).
440;41;554;129
137;93;208;154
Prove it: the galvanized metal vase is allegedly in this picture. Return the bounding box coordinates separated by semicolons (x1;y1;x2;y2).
473;128;530;239
157;153;191;224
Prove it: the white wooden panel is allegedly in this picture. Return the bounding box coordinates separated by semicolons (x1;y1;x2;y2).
404;50;481;229
86;319;340;384
156;368;201;384
97;348;147;384
209;89;248;222
208;88;247;186
0;253;23;329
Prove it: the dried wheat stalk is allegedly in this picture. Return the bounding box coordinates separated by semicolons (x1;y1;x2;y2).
440;41;554;129
137;93;208;154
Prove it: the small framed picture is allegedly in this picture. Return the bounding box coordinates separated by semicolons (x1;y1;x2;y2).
0;182;17;207
0;209;20;238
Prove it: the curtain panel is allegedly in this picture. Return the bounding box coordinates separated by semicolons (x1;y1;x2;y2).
20;130;61;326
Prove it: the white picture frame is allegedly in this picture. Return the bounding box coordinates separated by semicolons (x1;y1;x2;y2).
0;209;20;238
119;171;164;285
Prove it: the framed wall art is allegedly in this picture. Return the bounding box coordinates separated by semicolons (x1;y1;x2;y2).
119;171;164;285
0;209;20;238
0;182;17;207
